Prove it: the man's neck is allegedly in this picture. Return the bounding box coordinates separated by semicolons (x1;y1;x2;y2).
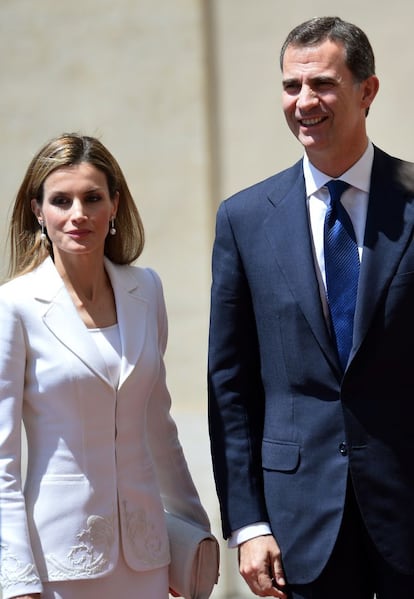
306;139;369;178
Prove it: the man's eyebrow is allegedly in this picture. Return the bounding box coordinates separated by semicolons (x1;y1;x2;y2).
310;75;337;84
282;75;337;87
282;77;300;88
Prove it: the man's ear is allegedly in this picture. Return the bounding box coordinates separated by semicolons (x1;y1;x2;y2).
361;75;379;112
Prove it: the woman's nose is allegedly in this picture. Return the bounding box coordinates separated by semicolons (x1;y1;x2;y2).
71;200;87;221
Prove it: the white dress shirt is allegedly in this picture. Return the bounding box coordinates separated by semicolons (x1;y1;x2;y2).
229;142;373;548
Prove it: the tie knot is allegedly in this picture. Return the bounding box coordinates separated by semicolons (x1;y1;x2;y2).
326;179;350;204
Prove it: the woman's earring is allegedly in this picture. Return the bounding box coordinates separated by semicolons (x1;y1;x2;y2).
39;220;46;241
109;218;116;236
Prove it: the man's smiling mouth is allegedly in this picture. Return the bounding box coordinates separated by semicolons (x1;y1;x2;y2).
299;117;327;126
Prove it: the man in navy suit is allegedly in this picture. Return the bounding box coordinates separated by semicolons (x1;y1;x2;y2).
208;16;414;599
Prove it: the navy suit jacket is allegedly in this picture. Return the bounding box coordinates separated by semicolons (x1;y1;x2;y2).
208;146;414;584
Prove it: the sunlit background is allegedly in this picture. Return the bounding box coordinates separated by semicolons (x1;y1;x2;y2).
0;1;412;596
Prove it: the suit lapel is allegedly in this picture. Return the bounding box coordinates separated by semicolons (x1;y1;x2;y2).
263;162;338;369
352;148;414;356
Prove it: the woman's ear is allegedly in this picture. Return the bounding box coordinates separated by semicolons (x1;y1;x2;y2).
31;198;42;220
111;191;120;219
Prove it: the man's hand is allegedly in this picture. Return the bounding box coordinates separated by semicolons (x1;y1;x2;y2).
238;535;288;597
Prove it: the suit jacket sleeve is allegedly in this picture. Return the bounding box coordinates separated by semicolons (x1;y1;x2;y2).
208;200;268;538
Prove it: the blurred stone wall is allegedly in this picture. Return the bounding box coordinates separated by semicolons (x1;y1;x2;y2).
1;1;413;596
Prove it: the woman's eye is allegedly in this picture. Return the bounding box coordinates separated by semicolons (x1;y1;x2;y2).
51;196;69;206
87;194;102;202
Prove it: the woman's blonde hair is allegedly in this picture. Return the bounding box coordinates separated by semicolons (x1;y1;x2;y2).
8;132;145;278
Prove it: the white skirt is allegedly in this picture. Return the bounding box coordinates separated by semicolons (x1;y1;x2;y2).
41;552;169;599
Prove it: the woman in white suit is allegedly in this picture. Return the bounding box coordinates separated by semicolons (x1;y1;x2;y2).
0;133;210;599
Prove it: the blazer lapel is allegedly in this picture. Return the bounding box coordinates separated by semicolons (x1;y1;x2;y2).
35;258;149;389
263;162;338;369
352;148;414;356
35;258;113;386
104;259;148;389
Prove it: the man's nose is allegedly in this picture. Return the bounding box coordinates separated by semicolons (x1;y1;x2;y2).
296;86;318;110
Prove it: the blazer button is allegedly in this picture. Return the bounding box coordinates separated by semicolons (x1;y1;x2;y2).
339;442;348;456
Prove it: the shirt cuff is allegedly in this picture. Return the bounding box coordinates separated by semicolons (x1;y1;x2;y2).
228;522;272;548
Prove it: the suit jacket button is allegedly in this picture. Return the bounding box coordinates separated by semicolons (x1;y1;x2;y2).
339;442;348;456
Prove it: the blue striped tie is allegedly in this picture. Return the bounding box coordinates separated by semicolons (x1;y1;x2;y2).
324;180;360;371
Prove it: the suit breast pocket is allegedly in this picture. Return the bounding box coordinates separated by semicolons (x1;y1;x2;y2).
389;270;414;287
384;270;414;322
262;439;300;473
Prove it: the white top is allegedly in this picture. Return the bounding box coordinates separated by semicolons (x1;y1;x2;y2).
89;323;121;387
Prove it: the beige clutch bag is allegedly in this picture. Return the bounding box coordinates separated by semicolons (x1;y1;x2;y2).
166;512;220;599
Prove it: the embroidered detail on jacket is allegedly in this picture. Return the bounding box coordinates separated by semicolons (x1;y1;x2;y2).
0;543;41;589
122;501;169;565
45;512;115;579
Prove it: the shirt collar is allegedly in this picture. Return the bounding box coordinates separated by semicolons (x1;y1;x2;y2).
303;141;374;197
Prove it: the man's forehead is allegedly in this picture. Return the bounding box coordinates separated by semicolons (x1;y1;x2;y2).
282;40;347;76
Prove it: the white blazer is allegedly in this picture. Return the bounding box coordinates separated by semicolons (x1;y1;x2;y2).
0;257;209;598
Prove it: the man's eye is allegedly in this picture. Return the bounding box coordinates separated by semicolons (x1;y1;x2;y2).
316;80;335;90
283;83;300;94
